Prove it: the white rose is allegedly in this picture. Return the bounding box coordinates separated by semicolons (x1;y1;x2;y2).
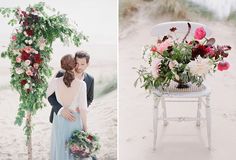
23;31;28;37
15;68;24;74
24;60;31;66
28;40;33;44
24;83;30;90
13;50;20;56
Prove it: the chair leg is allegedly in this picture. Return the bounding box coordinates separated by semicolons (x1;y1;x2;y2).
153;95;160;150
205;95;211;149
196;97;202;126
161;97;168;126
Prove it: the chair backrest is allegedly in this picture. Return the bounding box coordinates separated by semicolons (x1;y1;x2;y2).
150;21;211;38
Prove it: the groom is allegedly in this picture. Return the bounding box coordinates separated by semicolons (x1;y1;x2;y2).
48;51;94;123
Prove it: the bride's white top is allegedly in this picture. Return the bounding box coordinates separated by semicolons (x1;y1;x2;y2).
46;77;88;112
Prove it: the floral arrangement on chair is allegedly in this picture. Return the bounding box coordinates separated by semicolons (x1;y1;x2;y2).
67;130;101;159
135;22;231;90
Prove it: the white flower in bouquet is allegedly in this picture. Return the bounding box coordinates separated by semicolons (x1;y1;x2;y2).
156;39;172;54
188;56;213;77
38;37;46;50
13;50;21;56
25;39;33;45
173;72;180;81
169;60;178;70
24;83;30;90
24;60;31;66
15;68;24;74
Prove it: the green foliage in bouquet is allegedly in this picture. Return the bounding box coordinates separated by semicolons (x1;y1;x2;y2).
67;130;101;159
0;2;87;143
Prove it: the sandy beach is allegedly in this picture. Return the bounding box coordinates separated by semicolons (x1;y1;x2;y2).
119;6;236;160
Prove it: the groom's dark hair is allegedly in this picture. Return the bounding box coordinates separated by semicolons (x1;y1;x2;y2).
75;51;90;63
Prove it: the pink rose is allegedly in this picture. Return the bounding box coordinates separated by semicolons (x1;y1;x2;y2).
26;69;33;76
16;56;21;63
23;46;33;53
205;47;215;57
33;63;39;69
11;35;17;41
194;27;206;40
151;46;157;52
217;61;230;71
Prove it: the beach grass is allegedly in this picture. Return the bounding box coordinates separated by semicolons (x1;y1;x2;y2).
95;74;117;98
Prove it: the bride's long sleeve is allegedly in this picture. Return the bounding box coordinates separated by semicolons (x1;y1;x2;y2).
46;78;58;98
77;81;88;131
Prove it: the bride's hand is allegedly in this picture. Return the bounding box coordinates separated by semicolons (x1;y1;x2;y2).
83;126;88;132
76;107;80;113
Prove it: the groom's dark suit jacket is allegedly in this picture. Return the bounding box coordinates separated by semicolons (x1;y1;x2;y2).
48;71;94;123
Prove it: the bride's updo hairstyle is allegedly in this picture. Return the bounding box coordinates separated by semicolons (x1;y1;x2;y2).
61;54;76;87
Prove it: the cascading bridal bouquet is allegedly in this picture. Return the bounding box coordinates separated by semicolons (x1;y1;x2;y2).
135;22;231;90
67;130;101;159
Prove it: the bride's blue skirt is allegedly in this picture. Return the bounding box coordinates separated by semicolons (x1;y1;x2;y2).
50;112;83;160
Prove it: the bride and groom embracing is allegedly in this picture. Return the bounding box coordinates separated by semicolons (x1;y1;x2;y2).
46;51;96;160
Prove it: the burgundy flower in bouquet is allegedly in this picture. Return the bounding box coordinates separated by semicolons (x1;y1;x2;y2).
67;130;101;159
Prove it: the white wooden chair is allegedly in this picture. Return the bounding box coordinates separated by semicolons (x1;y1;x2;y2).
151;21;212;150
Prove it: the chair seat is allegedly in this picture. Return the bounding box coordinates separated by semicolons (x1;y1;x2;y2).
153;82;211;98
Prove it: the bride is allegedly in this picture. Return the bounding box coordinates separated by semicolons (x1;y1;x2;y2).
46;54;90;160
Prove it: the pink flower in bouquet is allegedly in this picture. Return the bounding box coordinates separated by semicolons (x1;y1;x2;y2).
217;61;230;71
70;144;80;153
16;56;22;63
156;39;171;54
194;27;206;40
11;35;17;41
23;46;33;53
151;59;161;78
33;63;39;69
26;69;33;76
205;47;215;57
151;46;157;52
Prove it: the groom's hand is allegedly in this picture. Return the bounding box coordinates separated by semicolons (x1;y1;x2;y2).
61;108;75;121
